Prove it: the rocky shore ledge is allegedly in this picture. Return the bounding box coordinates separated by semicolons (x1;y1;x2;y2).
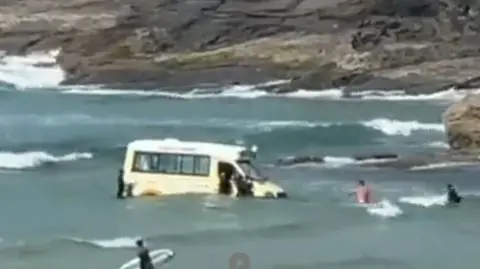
2;0;480;91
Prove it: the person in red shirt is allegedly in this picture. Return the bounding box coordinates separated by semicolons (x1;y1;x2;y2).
355;180;372;204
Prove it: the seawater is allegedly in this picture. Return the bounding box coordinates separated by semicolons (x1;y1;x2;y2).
0;51;478;269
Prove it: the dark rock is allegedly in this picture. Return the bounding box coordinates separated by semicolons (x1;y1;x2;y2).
4;0;480;88
274;150;480;170
359;150;480;169
352;153;398;161
443;94;480;151
276;156;325;166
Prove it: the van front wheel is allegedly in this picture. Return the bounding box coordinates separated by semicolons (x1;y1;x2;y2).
264;192;275;198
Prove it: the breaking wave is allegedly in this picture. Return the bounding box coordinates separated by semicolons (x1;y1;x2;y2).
276;155;397;169
361;118;443;136
59;85;477;102
398;195;447;207
0;151;92;169
0;49;64;89
410;162;478;171
0;114;443;135
244;118;442;151
0;220;309;253
0;116;443;156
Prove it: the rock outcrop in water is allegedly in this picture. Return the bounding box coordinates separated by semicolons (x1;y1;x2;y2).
3;0;480;89
276;156;326;166
275;153;400;167
443;94;480;150
275;151;480;170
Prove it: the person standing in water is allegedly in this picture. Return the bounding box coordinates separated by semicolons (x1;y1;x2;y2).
356;180;372;204
116;169;125;199
136;239;155;269
446;183;462;205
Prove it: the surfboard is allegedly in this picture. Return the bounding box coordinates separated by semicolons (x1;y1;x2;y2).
118;248;175;269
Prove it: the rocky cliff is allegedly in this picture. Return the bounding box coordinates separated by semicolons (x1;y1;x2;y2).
3;0;480;90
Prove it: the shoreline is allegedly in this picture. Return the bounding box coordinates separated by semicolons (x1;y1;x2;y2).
2;47;479;96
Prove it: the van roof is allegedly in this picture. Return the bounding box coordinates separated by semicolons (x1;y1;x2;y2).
127;138;251;160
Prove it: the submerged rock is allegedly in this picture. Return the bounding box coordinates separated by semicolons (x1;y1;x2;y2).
275;153;398;167
352;153;398;161
276;156;325;166
275;151;480;170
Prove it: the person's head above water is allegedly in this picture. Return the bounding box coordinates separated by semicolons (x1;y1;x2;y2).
447;183;454;190
136;239;144;247
358;180;365;186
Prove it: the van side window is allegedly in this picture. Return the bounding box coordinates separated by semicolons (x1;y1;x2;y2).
158;154;179;173
194;156;210;176
132;151;210;176
134;154;153;171
180;155;195;174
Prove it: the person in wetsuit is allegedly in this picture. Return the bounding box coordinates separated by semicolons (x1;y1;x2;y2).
136;239;154;269
446;183;462;204
116;169;125;199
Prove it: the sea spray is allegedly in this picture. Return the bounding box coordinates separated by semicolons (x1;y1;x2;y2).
365;199;404;218
398;195;447;207
0;49;64;89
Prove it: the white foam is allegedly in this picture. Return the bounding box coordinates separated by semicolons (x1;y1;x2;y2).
426;141;449;148
398;195;447;207
0;115;441;138
61;83;273;99
227;118;441;137
351;88;473;101
410;162;477;171
0;57;472;103
0;49;64;89
280;155;396;169
70;236;139;248
288;87;478;102
57;83;480;102
362;118;443;136
0;114;322;131
322;156;356;167
0;151;92;169
365;199;403;218
251;120;318;128
282;89;344;99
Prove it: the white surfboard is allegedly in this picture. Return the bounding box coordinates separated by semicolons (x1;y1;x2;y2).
118;248;175;269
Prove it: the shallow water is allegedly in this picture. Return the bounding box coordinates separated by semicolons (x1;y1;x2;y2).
0;47;478;269
0;85;478;269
